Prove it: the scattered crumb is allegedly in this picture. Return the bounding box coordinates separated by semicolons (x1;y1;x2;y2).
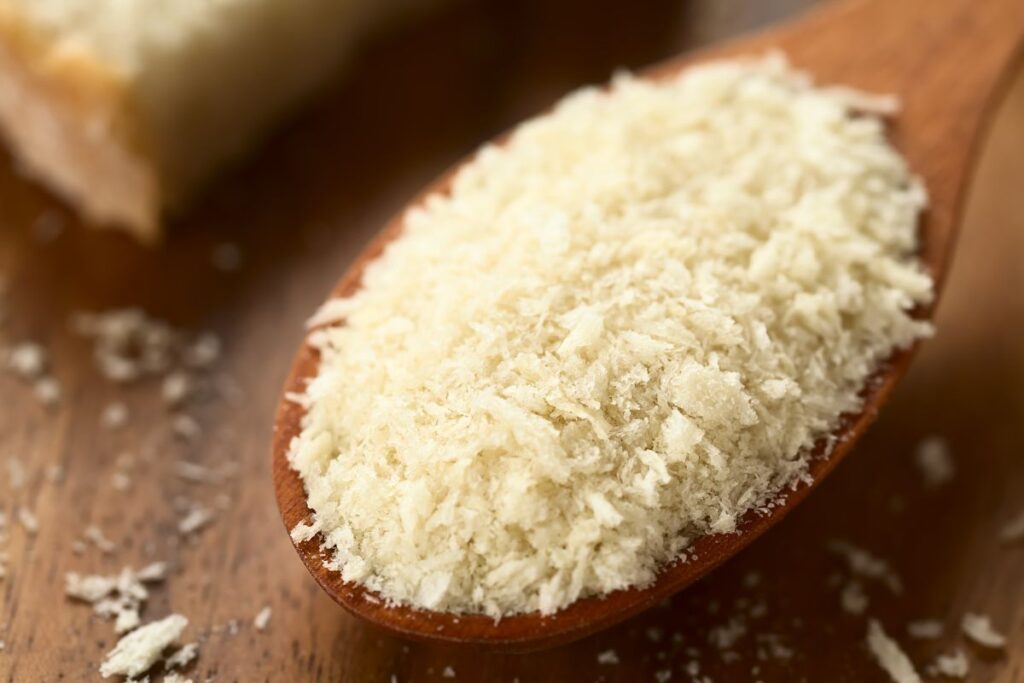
101;402;130;429
596;649;620;665
253;606;272;632
166;642;199;670
828;540;901;594
112;472;132;492
163;673;194;683
866;619;921;683
46;464;64;483
174;462;220;485
7;342;46;378
961;613;1005;649
85;525;117;554
161;372;192;407
33;376;61;406
927;649;968;678
17;507;38;535
99;614;187;678
840;580;868;615
171;415;201;441
906;620;942;639
184;334;221;369
914;436;954;488
66;563;167;633
442;666;455;678
7;457;25;489
708;618;746;649
178;507;213;536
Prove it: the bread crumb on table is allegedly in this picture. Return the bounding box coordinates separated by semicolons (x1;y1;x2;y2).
596;649;620;665
166;641;199;670
927;649;969;679
961;613;1006;648
16;507;38;535
828;540;902;594
177;507;214;536
906;620;942;639
253;606;272;632
913;435;954;488
99;614;188;678
866;620;921;683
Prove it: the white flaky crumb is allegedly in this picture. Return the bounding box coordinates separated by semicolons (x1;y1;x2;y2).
33;377;62;406
840;581;868;615
866;620;921;683
99;614;187;678
906;620;942;639
913;436;954;488
185;333;221;368
828;540;902;594
166;642;199;670
441;666;455;678
596;649;620;665
85;525;117;554
7;342;47;378
178;507;213;536
291;55;933;617
161;372;192;407
7;457;25;489
17;508;39;535
927;649;968;678
171;415;202;441
66;563;167;633
174;462;220;485
253;606;272;632
101;402;130;429
961;613;1006;649
163;673;194;683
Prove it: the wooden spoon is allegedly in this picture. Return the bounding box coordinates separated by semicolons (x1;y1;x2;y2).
272;0;1023;651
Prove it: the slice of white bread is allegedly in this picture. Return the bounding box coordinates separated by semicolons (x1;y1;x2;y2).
0;0;424;242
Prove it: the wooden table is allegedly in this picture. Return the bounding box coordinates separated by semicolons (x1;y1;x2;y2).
1;1;1021;680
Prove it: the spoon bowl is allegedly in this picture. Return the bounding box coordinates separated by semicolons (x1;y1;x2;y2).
273;0;1023;651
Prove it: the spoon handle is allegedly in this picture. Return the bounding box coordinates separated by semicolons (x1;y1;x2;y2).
778;0;1023;290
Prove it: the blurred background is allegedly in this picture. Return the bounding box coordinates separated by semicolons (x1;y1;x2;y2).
0;0;1021;680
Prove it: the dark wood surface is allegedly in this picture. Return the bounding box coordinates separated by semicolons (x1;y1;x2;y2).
1;0;1022;680
271;0;1023;651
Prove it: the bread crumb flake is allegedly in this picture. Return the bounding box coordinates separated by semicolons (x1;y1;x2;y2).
596;649;620;665
866;619;921;683
913;436;954;488
906;620;942;639
99;614;187;678
961;613;1005;648
17;507;38;535
166;642;199;670
927;649;968;678
253;606;272;632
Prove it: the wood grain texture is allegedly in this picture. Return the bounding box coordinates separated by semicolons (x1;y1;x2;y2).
272;0;1023;649
2;0;1023;680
